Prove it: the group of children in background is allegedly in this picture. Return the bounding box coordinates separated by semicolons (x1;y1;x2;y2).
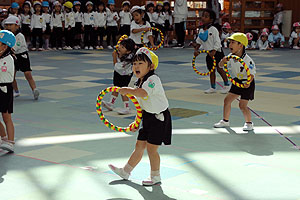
0;0;174;50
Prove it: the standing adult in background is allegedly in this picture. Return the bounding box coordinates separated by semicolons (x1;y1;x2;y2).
173;0;188;49
207;0;222;26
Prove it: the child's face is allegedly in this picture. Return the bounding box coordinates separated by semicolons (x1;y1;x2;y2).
5;23;18;33
261;35;267;42
87;4;93;11
201;11;212;25
272;30;279;35
55;5;61;12
75;5;80;11
98;5;104;11
11;8;18;14
164;5;169;10
118;44;130;56
109;4;115;10
0;42;8;54
296;27;300;33
148;7;154;13
24;5;30;13
42;6;49;13
133;60;153;79
229;40;243;54
133;12;142;24
123;5;129;11
35;5;41;12
157;5;163;11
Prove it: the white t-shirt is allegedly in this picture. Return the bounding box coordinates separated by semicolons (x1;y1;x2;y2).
119;11;131;25
152;12;166;25
21;14;31;25
196;25;222;52
257;39;269;50
114;56;133;76
106;8;119;26
42;13;51;24
135;74;169;114
289;31;300;46
0;55;15;93
50;13;64;28
94;12;107;27
227;53;256;82
130;21;152;44
13;32;28;54
30;14;46;31
74;11;83;23
82;12;96;26
221;31;233;41
64;12;75;28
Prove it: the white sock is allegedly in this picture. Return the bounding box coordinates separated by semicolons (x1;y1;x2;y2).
124;101;129;109
123;163;133;174
151;170;160;177
110;95;117;104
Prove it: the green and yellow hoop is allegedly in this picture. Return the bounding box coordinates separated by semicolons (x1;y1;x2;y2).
141;27;164;51
115;35;128;52
96;86;142;132
192;50;216;76
223;55;252;88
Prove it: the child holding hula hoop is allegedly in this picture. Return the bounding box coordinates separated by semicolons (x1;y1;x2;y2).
214;33;256;131
194;9;229;94
108;47;172;186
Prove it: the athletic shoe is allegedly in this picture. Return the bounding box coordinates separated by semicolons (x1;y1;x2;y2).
96;46;100;49
31;48;36;51
0;141;14;153
117;108;131;115
52;47;57;50
204;88;216;94
220;86;230;94
58;47;62;50
99;46;104;50
293;46;300;50
89;46;94;50
63;46;68;50
107;45;113;50
77;46;81;49
243;122;254;131
102;101;114;111
214;120;230;128
73;46;78;50
108;164;130;180
33;89;40;100
173;44;184;49
14;91;20;98
38;48;43;51
84;46;89;50
142;175;161;186
280;44;284;48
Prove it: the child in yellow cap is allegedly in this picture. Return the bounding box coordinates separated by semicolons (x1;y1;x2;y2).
214;33;256;131
108;47;172;186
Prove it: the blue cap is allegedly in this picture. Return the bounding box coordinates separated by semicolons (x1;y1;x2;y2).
11;2;19;9
0;30;16;48
108;0;115;5
42;1;49;7
73;1;81;6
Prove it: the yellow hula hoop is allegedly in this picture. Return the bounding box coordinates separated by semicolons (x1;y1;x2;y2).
141;27;164;51
223;55;252;88
192;50;216;76
96;86;142;132
115;35;129;52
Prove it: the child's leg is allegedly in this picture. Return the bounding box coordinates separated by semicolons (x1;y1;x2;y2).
2;112;14;142
126;140;147;172
146;143;160;172
217;66;229;85
209;69;216;88
38;30;43;48
223;93;239;120
121;95;130;109
239;99;251;122
12;71;19;92
0;121;7;138
24;71;37;91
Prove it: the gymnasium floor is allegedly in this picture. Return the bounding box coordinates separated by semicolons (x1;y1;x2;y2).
1;47;300;200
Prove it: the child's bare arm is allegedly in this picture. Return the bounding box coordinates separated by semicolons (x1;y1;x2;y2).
119;87;148;97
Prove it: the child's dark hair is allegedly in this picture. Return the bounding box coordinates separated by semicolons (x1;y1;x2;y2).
97;1;105;12
22;2;32;15
155;4;163;13
163;1;172;15
133;53;152;67
120;38;136;53
122;2;130;7
146;2;154;12
202;9;216;24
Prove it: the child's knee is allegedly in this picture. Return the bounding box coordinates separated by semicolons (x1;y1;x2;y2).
135;141;146;151
239;103;248;111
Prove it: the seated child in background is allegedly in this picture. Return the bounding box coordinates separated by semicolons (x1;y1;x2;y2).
221;22;233;48
257;31;272;50
246;32;256;50
289;22;300;50
268;25;285;48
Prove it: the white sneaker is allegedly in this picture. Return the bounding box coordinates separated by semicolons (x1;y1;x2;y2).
107;45;113;50
243;122;254;131
31;48;36;51
108;164;130;180
52;47;57;50
117;108;131;115
214;120;230;128
84;46;89;50
68;46;73;50
96;46;100;49
63;46;68;50
58;47;62;50
14;91;20;98
293;46;300;50
77;46;81;49
0;141;14;153
142;175;161;186
73;46;78;50
38;48;43;51
220;86;230;94
99;46;104;50
33;89;39;100
102;101;114;111
204;88;216;94
89;46;94;50
280;44;284;48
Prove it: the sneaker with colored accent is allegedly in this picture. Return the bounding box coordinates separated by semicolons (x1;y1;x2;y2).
14;91;20;98
31;47;36;51
0;141;14;153
102;101;114;111
33;89;39;100
117;108;131;115
243;122;254;131
214;120;230;128
204;88;216;94
220;86;230;94
108;164;130;180
99;46;104;50
173;44;184;49
107;45;113;50
142;175;161;186
293;46;300;50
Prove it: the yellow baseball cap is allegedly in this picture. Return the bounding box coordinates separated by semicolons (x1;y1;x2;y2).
64;1;73;8
136;47;159;69
227;32;248;47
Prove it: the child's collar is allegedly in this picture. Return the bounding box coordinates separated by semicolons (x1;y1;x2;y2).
135;70;155;88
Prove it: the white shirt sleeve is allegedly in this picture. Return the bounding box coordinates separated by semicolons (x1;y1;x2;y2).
142;75;164;96
212;27;222;50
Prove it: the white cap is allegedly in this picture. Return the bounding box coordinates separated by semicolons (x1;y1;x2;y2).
24;1;32;7
53;1;61;6
130;6;141;14
33;1;42;6
5;16;20;26
122;1;130;6
136;47;159;69
85;1;93;6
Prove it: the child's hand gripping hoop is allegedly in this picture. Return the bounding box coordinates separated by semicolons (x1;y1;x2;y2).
96;86;142;132
115;35;128;52
223;55;252;88
141;27;164;51
192;50;216;76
